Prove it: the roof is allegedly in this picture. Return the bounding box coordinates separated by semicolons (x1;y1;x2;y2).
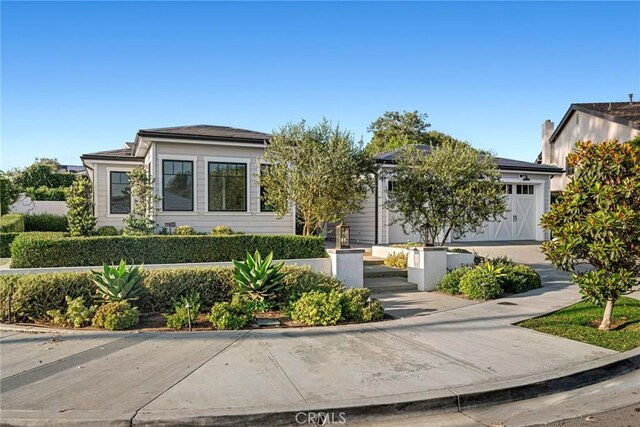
550;102;640;143
137;125;271;143
375;144;563;174
81;144;144;162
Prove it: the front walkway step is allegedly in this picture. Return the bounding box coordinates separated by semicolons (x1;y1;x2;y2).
364;265;408;278
366;277;417;293
364;256;385;266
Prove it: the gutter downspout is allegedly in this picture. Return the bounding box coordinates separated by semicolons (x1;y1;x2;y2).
374;173;379;245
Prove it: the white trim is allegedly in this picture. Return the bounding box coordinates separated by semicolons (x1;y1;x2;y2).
148;137;265;149
158;155;198;213
83;159;144;165
105;166;136;217
203;156;251;214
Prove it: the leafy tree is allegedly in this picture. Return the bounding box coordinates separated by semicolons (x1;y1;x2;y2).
123;167;160;235
65;176;96;236
541;140;640;331
367;111;431;154
13;158;76;189
0;172;20;215
259;119;376;235
385;142;507;246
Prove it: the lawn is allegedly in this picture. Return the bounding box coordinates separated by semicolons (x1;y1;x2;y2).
518;297;640;352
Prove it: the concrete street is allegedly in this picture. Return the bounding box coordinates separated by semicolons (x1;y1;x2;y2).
1;244;638;426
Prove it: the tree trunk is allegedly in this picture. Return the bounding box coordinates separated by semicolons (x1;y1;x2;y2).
598;299;615;331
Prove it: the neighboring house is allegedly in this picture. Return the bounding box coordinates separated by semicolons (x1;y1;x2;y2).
58;165;86;174
80;125;295;234
540;97;640;195
344;145;563;244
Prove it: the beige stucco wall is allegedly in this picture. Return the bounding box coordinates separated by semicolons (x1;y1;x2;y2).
545;112;639;193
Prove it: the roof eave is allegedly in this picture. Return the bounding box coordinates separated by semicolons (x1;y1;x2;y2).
136;130;270;144
550;104;640;143
80;155;145;162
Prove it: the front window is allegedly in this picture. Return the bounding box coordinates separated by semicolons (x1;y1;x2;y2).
260;164;274;212
110;171;130;214
208;162;247;211
162;160;194;211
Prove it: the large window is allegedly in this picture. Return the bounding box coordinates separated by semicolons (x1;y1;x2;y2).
208;162;247;211
163;160;194;211
259;164;274;212
110;171;131;214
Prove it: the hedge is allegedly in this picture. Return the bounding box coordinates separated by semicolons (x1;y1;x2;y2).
24;213;68;232
0;214;24;233
25;186;68;201
10;234;327;268
0;265;342;321
0;232;19;258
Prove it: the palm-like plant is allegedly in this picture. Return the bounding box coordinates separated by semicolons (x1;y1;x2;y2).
232;251;286;301
91;260;145;302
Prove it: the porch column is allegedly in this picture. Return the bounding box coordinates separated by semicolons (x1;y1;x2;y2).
326;249;364;289
407;247;448;291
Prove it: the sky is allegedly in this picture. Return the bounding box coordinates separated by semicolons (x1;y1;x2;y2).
2;1;639;170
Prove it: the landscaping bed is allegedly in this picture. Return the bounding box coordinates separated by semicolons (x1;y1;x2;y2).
518;297;640;352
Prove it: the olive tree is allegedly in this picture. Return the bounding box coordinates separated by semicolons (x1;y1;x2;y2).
541;140;640;331
123;167;161;235
385;141;507;246
259;119;376;235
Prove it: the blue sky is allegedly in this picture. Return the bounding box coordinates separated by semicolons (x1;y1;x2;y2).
2;1;638;170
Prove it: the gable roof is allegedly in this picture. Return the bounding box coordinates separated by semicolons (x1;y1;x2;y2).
137;125;271;143
550;102;640;143
375;144;563;174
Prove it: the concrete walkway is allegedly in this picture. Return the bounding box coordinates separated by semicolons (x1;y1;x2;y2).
0;244;637;426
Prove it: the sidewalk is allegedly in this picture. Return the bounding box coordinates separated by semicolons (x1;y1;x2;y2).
1;245;638;426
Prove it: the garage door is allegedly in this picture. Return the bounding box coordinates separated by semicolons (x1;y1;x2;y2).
453;184;537;242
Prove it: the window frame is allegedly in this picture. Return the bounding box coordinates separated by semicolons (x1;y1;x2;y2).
162;159;195;212
259;163;275;213
105;167;135;217
205;157;251;213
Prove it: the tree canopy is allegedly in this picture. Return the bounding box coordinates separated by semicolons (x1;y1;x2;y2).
259;119;376;236
385;141;507;245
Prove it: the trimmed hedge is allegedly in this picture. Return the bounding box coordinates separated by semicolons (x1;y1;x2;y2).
0;214;24;233
0;232;19;257
10;234;326;268
24;213;68;232
25;186;68;201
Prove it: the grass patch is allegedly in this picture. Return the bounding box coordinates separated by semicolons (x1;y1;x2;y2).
518;297;640;352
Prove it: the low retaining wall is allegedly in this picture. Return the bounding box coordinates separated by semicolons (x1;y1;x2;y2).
10;194;68;216
371;246;475;271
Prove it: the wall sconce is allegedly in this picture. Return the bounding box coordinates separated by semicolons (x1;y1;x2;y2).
336;225;351;249
520;174;530;181
413;248;421;268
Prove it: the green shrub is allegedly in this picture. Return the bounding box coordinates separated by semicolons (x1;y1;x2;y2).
0;214;24;233
459;268;503;300
92;301;139;330
165;291;201;329
24;213;68;232
0;232;19;257
501;264;542;294
91;260;145;302
291;290;343;326
46;296;96;328
279;266;345;305
25;186;68;201
448;248;472;254
10;234;327;268
436;266;471;295
209;296;252;330
383;252;408;269
233;251;286;302
341;288;384;322
96;226;119;236
174;225;196;235
211;225;235;235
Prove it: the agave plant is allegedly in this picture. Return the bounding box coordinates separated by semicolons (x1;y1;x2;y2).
91;260;145;302
232;251;286;301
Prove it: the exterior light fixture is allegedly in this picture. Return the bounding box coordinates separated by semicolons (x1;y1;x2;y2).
336;224;351;249
520;174;530;181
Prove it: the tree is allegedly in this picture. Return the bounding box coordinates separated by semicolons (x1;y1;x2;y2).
385;141;507;246
123;167;160;236
541;140;640;331
13;158;76;189
66;176;96;236
367;111;431;154
0;172;20;215
259;119;376;236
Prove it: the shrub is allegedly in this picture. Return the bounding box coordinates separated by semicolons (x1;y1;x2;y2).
448;248;472;254
279;266;345;305
209;296;252;330
96;226;119;236
24;213;68;232
0;232;19;257
383;252;408;269
502;264;542;294
233;251;286;302
66;176;96;236
341;288;385;322
123;167;159;236
0;214;24;233
92;301;139;330
459;268;503;300
436;266;472;295
25;186;68;201
0;174;20;215
488;256;517;267
174;225;196;235
291;290;343;326
10;234;327;268
46;296;96;328
91;260;145;302
211;225;235;235
165;291;201;329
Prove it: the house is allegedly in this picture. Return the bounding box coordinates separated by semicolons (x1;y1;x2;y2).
540;96;640;195
80;125;295;234
344;145;563;244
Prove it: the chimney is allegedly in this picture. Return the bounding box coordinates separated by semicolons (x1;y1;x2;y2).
541;119;555;165
629;93;634;104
